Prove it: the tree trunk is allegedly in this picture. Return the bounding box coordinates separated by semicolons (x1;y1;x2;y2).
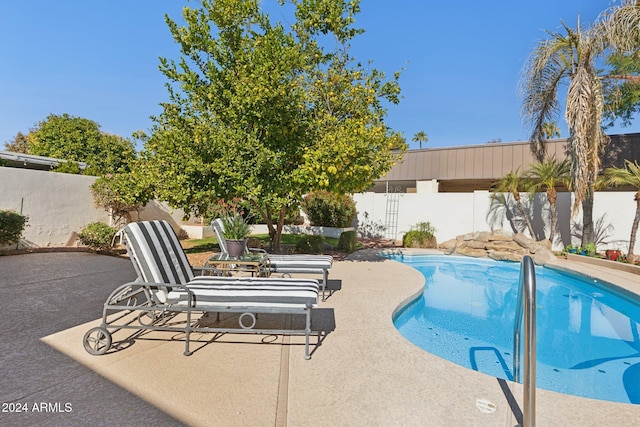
628;192;640;258
581;193;595;246
548;188;557;244
516;200;536;238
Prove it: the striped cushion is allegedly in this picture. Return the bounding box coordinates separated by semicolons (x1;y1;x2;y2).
123;220;194;285
172;276;319;308
268;254;333;272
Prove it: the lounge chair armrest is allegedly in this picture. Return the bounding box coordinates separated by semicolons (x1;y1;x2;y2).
248;247;267;254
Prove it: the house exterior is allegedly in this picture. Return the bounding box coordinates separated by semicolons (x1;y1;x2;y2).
370;133;640;193
354;133;640;252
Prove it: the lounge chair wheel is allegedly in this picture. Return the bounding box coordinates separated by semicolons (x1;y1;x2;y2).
83;327;112;355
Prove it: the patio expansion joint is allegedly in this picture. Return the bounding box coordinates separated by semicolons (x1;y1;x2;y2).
275;316;292;427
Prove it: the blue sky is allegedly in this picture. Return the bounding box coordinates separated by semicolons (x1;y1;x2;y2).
1;1;638;150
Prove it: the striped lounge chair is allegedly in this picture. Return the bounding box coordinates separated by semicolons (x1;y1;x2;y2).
83;220;319;359
211;218;334;300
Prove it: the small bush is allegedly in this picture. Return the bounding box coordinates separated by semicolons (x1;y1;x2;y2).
301;191;356;228
79;222;117;251
0;210;29;246
295;235;324;254
337;230;357;253
403;222;437;248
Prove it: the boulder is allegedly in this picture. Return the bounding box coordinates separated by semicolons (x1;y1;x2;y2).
513;233;535;248
488;250;524;262
485;241;523;252
487;229;514;241
456;247;487;258
466;240;488;249
438;239;458;250
531;248;557;265
446;230;558;264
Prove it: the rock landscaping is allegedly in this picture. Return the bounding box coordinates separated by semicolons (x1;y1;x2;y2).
439;229;557;265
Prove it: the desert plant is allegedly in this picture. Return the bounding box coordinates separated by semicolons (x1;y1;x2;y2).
220;214;252;240
78;222;117;251
337;230;358;253
403;222;437;248
0;210;28;246
583;242;597;256
295;235;324;254
301;191;356;228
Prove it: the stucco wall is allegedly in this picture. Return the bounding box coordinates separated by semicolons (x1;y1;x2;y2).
353;189;638;253
1;167;107;247
1;166;637;254
0;167;185;247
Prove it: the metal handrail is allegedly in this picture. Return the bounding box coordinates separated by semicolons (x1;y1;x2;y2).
513;255;536;427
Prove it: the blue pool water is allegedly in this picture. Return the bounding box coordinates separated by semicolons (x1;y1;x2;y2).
390;254;640;404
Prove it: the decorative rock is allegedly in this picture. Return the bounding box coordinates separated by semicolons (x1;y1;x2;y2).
438;239;458;250
474;231;492;242
466;240;488;249
444;229;557;265
488;229;513;241
456;247;488;258
532;249;556;265
485;241;523;252
513;233;534;248
488;250;524;262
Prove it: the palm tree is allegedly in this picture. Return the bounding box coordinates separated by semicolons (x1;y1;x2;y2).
520;2;640;244
491;169;536;238
602;160;640;258
541;122;561;140
528;157;571;245
520;19;608;247
412;131;428;149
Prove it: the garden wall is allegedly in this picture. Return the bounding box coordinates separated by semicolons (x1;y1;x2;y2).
0;167;184;248
353;189;638;253
1;166;637;254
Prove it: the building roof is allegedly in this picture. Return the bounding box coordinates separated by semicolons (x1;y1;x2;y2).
0;151;88;171
374;133;640;192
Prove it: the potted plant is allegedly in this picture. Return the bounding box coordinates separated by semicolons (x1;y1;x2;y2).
221;213;252;256
564;244;578;254
211;198;253;258
605;248;622;261
583;242;597;257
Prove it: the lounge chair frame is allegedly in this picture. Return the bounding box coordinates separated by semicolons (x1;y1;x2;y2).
211;218;334;300
83;220;319;359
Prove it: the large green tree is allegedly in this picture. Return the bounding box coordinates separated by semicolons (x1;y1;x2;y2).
143;0;404;250
24;113;137;175
520;1;640;246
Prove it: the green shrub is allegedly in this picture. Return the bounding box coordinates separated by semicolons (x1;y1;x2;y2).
403;222;437;248
295;235;324;254
301;191;356;228
337;230;357;253
0;210;29;246
79;222;117;251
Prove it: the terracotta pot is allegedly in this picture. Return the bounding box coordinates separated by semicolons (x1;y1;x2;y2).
605;249;621;261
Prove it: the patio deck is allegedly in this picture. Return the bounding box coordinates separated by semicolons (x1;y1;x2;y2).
1;251;639;426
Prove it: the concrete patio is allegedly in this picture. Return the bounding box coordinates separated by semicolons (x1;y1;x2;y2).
1;251;639;426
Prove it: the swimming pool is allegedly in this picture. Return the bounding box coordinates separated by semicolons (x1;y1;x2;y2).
390;254;640;404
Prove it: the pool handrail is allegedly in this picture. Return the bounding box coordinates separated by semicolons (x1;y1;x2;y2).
513;255;536;427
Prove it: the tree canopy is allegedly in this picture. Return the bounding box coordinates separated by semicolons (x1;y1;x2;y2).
7;113;137;175
142;0;405;249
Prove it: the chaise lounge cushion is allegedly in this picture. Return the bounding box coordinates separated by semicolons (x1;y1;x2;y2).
170;276;319;309
267;254;333;274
